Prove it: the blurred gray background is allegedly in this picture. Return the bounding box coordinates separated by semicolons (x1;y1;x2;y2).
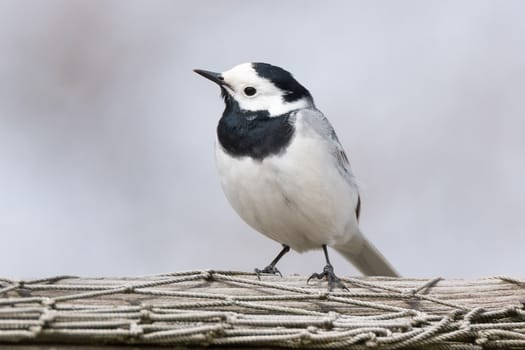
1;1;524;279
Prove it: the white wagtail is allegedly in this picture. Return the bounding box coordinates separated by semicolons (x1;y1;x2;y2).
195;63;398;289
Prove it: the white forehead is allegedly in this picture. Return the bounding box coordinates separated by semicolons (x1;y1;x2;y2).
219;63;311;115
222;63;268;87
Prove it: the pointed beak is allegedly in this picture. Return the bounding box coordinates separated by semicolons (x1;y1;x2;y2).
193;69;228;87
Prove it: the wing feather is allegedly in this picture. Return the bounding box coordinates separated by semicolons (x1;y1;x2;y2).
294;108;361;220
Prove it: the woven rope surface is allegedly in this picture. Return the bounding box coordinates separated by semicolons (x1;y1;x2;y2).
1;270;525;349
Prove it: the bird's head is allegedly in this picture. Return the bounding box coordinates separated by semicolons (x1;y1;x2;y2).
194;62;314;116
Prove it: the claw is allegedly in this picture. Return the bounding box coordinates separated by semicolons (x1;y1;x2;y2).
307;264;348;291
254;245;290;280
255;265;282;280
307;272;323;284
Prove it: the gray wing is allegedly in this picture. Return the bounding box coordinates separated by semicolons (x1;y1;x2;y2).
294;108;361;220
295;108;354;180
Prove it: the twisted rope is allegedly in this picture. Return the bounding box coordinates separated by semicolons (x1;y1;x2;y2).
0;271;524;349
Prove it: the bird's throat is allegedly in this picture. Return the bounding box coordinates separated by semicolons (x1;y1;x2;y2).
217;100;295;161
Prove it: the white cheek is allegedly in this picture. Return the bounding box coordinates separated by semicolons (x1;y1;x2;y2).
235;94;285;115
236;94;311;116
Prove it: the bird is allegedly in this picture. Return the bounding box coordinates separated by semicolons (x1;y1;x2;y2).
194;62;398;289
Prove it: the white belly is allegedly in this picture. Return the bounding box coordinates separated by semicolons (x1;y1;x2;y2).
215;125;360;252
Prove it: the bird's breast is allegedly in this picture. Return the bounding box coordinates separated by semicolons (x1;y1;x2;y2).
215;124;359;252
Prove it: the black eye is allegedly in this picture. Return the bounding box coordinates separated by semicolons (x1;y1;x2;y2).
243;87;257;96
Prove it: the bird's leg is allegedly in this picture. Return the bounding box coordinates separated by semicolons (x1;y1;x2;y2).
307;245;348;291
255;244;290;279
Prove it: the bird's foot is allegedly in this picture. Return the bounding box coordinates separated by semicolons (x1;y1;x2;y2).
307;264;348;291
255;265;282;280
